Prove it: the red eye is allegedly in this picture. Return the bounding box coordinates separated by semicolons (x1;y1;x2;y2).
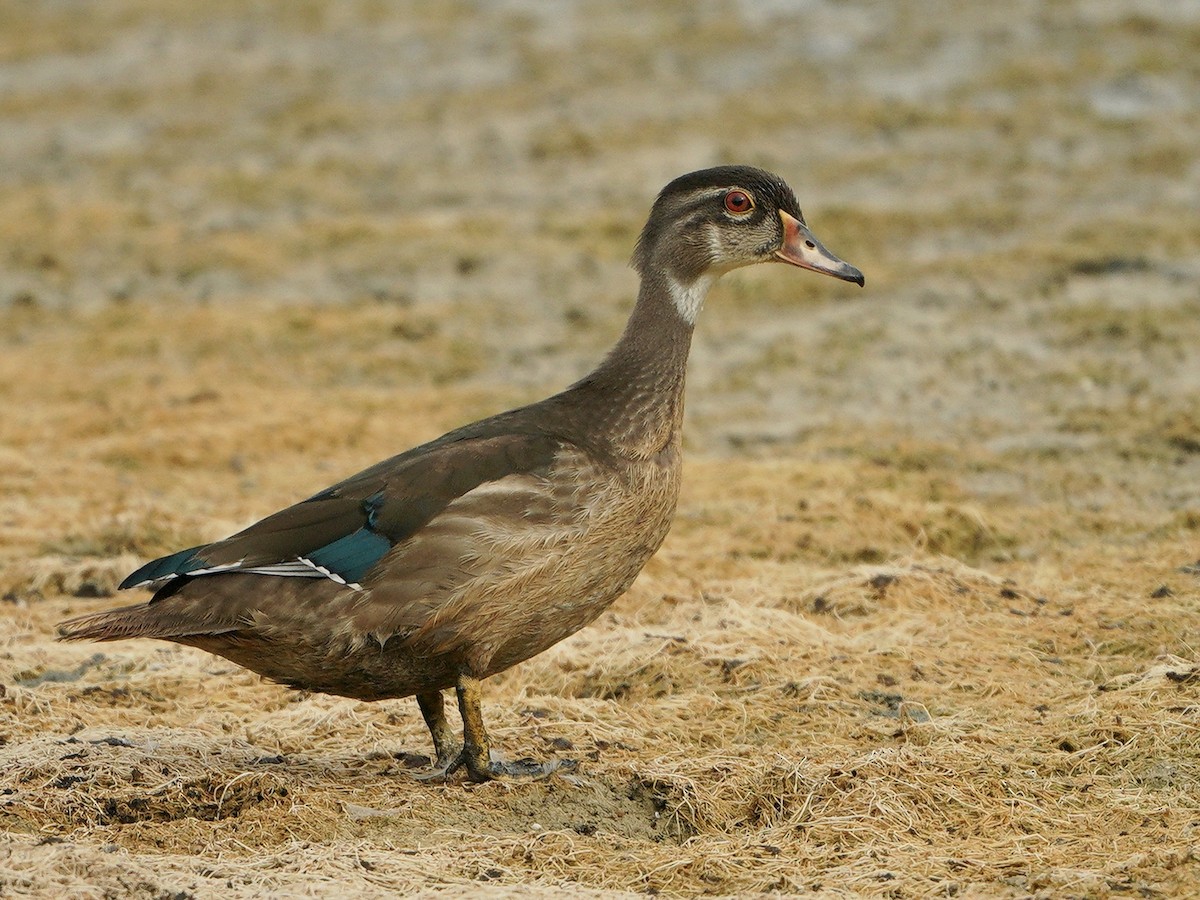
724;190;753;214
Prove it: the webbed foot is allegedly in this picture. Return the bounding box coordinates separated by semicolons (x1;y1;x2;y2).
419;747;576;783
412;744;465;782
484;755;577;781
413;676;577;784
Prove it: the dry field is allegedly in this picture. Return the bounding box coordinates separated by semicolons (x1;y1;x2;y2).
2;1;1199;897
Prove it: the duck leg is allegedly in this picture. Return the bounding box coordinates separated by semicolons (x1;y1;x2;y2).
415;674;573;782
455;674;501;781
453;673;573;782
416;690;460;769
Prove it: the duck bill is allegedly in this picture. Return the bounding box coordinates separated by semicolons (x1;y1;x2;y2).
775;210;865;286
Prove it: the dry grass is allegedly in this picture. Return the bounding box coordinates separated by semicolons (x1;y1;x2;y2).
3;0;1200;897
3;544;1199;897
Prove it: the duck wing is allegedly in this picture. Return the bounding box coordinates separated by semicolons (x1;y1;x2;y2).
120;427;564;595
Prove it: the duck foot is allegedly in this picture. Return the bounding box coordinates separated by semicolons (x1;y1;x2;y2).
414;749;576;783
483;755;578;781
413;759;458;783
410;745;463;782
413;675;577;783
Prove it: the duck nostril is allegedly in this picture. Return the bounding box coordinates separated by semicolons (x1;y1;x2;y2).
805;240;816;249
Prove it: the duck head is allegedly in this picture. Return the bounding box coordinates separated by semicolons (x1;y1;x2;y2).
632;165;864;323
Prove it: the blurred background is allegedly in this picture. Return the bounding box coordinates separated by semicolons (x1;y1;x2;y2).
2;0;1198;506
3;5;1200;894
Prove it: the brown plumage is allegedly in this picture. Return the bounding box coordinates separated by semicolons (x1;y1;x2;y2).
58;166;863;781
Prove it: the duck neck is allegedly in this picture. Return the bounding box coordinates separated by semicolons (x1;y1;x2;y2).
570;270;711;458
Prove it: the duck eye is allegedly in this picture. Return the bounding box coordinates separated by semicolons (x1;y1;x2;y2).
723;190;753;214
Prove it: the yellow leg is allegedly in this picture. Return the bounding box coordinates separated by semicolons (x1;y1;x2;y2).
455;674;496;781
418;674;575;783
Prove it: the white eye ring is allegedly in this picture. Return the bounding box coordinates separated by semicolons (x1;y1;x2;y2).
724;190;754;214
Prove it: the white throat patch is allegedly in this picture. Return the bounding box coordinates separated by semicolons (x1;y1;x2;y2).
668;274;715;325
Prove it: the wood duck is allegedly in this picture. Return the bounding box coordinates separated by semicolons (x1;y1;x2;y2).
58;166;863;782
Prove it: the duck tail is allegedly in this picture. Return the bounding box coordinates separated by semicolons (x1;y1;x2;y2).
56;604;161;642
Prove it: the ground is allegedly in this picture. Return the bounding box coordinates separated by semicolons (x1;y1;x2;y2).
1;1;1199;897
